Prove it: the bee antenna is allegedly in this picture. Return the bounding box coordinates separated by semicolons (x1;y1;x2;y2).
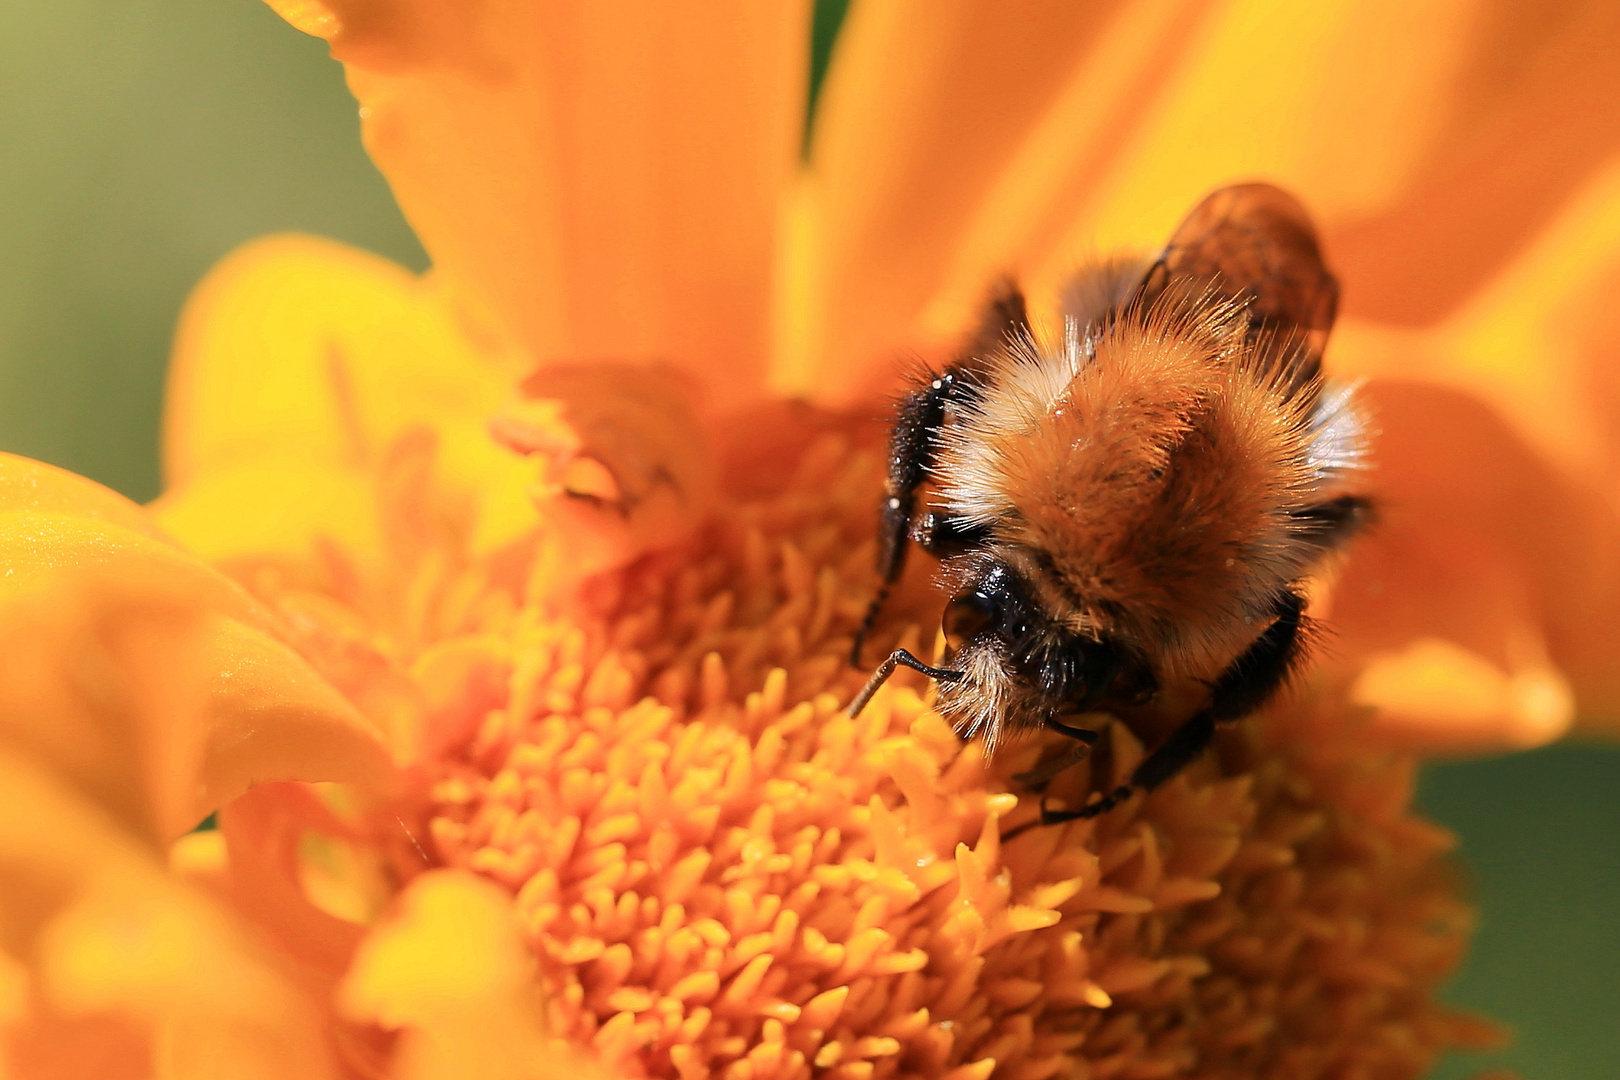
846;649;963;718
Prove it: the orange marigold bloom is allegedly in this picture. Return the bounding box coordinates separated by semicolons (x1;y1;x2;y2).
2;0;1615;1077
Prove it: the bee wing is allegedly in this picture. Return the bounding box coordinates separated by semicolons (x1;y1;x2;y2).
1137;183;1338;384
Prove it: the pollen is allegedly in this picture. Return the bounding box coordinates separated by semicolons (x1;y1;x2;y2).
381;414;1484;1080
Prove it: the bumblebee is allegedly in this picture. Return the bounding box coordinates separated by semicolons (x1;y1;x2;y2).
849;184;1369;821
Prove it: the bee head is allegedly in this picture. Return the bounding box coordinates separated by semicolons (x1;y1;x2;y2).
937;559;1154;739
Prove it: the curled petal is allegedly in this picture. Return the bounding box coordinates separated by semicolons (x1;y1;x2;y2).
493;362;717;583
0;747;337;1078
219;783;369;979
0;469;395;839
195;614;399;820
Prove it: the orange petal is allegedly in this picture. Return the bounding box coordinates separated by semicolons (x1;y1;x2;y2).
1327;1;1620;326
1320;160;1620;742
1030;0;1486;280
162;234;537;556
194;612;399;821
0;746;337;1078
801;0;1176;396
0;451;176;546
218;783;369;983
1349;637;1574;753
1321;378;1620;747
339;869;607;1080
264;1;808;406
1407;156;1620;481
800;0;1620;400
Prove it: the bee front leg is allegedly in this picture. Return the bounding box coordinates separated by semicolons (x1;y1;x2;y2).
1013;716;1103;794
1045;590;1307;823
852;370;974;665
853;283;1030;665
1044;716;1102;745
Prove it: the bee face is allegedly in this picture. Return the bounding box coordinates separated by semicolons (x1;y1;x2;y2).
934;557;1152;745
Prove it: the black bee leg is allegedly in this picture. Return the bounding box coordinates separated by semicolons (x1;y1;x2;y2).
1012;716;1103;795
853;297;1033;668
852;374;957;665
1045;591;1307;823
846;648;964;718
852;285;1032;666
1044;716;1102;745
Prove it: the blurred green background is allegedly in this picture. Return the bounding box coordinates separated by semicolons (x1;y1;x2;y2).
0;2;1614;1077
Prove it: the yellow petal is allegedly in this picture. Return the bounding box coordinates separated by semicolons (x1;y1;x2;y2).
0;451;176;546
0;746;337;1079
263;0;339;39
166;233;512;486
1350;637;1575;753
339;869;604;1080
163;234;536;556
1322;378;1620;745
152;456;384;580
0;451;266;633
265;2;808;405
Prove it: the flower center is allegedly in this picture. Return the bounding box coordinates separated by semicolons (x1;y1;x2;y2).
414;412;1481;1080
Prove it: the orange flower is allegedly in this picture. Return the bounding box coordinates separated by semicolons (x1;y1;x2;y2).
3;1;1613;1076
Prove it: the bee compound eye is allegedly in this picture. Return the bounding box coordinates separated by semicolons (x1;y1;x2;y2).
942;591;998;648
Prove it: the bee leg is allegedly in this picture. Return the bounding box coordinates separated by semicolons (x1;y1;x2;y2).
1044;712;1220;823
1045;716;1102;745
1014;723;1099;793
846;648;964;718
1046;590;1307;823
853;285;1029;665
852;373;973;666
